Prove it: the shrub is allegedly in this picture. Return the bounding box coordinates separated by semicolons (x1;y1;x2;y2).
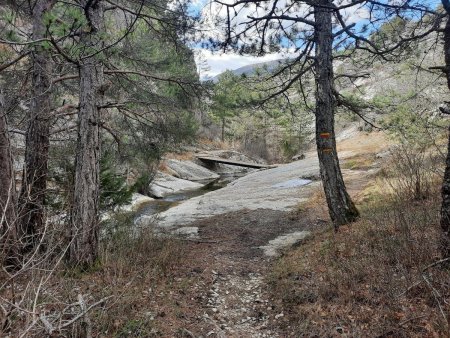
384;143;442;201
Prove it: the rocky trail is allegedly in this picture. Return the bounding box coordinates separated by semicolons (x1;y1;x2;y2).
178;208;323;337
179;168;377;337
130;130;388;337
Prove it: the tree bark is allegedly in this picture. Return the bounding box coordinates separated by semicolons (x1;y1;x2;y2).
441;126;450;258
221;117;225;142
18;0;55;249
0;90;19;267
314;1;359;228
440;8;450;258
69;0;105;268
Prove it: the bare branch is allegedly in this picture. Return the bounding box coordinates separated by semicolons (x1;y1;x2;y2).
0;51;30;72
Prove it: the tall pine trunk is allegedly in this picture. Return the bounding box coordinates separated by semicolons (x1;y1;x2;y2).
0;90;19;267
440;8;450;258
314;1;359;228
441;126;450;258
18;0;55;248
69;0;104;267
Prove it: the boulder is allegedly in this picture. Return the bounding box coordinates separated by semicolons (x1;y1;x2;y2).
120;193;154;212
291;154;305;161
149;171;203;198
166;159;219;182
376;149;392;159
171;226;199;238
259;231;311;257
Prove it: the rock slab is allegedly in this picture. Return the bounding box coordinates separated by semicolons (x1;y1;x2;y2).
120;193;154;212
149;171;203;198
259;231;311;257
151;153;321;228
166;159;219;182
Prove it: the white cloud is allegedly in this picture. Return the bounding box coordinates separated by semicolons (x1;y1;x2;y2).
194;0;371;79
194;49;295;79
338;0;370;25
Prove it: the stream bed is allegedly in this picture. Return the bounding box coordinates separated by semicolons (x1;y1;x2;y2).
134;175;238;219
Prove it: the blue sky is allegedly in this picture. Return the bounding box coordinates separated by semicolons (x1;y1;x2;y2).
193;0;442;79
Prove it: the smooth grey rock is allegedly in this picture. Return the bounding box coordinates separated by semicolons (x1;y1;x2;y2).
156;153;321;228
272;178;312;189
149;171;203;198
100;193;154;223
134;214;156;227
171;226;199;238
166;159;219;182
162;165;180;178
259;231;311;257
120;193;154;212
291;154;305;161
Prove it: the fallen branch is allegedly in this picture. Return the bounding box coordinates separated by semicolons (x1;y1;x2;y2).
422;273;448;326
396;279;423;298
0;52;30;72
398;314;428;327
77;294;92;338
423;257;450;271
39;295;113;335
59;295;113;330
39;314;54;334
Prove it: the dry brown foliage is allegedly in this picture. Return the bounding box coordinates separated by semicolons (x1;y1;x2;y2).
0;213;192;337
269;185;450;337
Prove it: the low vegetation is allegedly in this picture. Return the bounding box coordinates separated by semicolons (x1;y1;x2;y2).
269;177;449;337
0;215;192;336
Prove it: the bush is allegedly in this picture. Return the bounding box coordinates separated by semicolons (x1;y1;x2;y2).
384;143;442;201
100;212;185;277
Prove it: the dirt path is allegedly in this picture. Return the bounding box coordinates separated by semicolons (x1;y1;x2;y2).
176;208;324;337
173;166;377;337
155;131;388;336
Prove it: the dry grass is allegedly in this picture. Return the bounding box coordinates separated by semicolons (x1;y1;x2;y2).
87;226;192;337
273;132;449;337
341;153;377;170
269;185;450;337
337;130;390;155
0;213;202;337
297;184;330;222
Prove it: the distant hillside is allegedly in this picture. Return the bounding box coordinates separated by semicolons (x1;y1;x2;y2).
211;59;287;82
